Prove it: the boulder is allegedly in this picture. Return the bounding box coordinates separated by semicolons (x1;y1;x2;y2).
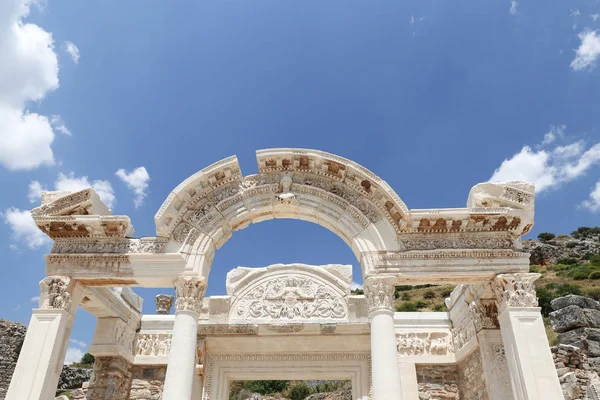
551;295;600;312
550;305;589;333
559;328;600;344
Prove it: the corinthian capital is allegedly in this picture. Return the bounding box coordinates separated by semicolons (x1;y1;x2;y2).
492;273;540;313
39;276;73;311
364;276;396;314
174;277;207;314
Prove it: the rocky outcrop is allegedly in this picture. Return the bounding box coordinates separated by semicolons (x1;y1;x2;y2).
58;366;93;390
523;235;600;266
0;319;27;400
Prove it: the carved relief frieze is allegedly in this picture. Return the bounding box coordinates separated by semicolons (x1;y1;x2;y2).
114;319;136;354
396;332;454;357
39;276;72;311
231;275;347;321
492;273;540;313
46;254;131;269
174;277;207;314
452;319;477;353
135;333;171;356
51;237;168;254
398;233;515;251
196;324;259;336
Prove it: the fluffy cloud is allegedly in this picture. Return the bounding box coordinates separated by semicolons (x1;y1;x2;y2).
116;167;150;208
541;124;565;145
62;40;79;64
509;1;517;16
581;181;600;212
0;0;64;170
64;347;85;365
70;339;87;348
591;14;600;22
2;207;50;249
351;281;363;290
489;128;600;193
571;29;600;71
50;115;71;135
28;172;116;208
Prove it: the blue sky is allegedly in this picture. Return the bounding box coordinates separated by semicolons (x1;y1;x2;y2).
1;0;600;364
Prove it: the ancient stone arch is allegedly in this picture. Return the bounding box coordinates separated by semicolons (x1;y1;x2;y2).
5;148;564;400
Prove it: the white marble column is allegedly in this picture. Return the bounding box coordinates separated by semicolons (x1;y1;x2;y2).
163;277;206;400
493;273;563;400
364;276;404;400
6;277;78;400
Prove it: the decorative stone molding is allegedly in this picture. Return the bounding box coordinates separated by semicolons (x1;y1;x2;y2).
469;300;499;332
155;294;174;314
364;276;396;313
196;324;259;336
398;232;516;251
452;319;477;354
51;237;168;254
396;332;454;356
174;277;207;314
492;273;540;313
39;276;72;311
135;333;172;356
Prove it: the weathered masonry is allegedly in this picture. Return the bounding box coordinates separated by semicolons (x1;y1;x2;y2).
6;148;562;400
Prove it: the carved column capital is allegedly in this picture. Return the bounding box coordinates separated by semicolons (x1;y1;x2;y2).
492;273;540;313
469;299;499;332
174;277;207;314
155;294;174;314
39;276;73;312
363;276;396;314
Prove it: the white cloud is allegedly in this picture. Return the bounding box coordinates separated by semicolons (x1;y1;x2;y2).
571;9;582;17
30;296;39;302
571;29;600;71
50;115;71;135
591;14;600;22
56;172;116;208
351;281;363;290
581;181;600;212
489;129;600;193
27;180;45;203
541;124;566;145
509;1;517;15
62;40;79;64
2;207;50;249
70;339;87;348
64;347;85;365
0;0;65;170
116;167;150;208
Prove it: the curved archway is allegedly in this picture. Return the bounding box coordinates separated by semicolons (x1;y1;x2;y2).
155;149;408;279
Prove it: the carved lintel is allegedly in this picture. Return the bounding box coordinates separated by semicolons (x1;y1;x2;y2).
39;276;73;311
155;294;174;314
469;300;499;332
364;276;396;314
492;273;540;313
135;333;171;356
174;277;207;314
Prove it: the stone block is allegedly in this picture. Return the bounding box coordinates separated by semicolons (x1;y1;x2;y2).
590;341;600;358
559;328;600;344
551;295;600;312
585;309;600;328
551;305;589;333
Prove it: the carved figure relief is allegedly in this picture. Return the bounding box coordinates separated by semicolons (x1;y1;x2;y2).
396;332;454;356
135;334;172;356
232;276;347;321
114;320;136;353
452;320;476;353
39;276;72;311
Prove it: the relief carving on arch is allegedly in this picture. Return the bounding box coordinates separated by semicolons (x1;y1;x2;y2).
396;332;455;357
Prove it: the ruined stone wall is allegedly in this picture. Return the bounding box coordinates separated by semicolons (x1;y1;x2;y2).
128;366;166;400
0;319;26;400
416;365;459;400
457;349;488;400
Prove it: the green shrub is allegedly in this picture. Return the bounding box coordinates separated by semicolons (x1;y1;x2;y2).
557;258;579;265
537;283;582;316
396;302;418;312
584;287;600;301
351;288;364;295
544;317;559;346
440;287;454;298
590;254;600;266
243;380;289;395
70;352;95;369
566;242;578;248
571;227;600;239
415;300;427;309
554;264;572;271
401;293;411;301
432;304;445;312
590;271;600;280
573;271;589;280
538;232;556;241
423;290;436;299
529;265;540;273
287;382;312;400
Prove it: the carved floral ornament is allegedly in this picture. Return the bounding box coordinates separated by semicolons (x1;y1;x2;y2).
492;273;540;313
231;275;348;321
363;276;396;313
174;277;207;314
155;294;174;314
39;276;72;311
469;300;499;331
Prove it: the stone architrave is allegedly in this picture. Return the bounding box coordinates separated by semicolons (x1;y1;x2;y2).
163;277;207;400
156;294;174;315
364;276;404;400
493;273;563;400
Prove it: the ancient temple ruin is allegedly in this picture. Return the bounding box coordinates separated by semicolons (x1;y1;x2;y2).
5;148;563;399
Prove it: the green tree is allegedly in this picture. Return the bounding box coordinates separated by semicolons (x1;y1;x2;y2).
243;380;289;395
287;382;312;400
537;232;556;241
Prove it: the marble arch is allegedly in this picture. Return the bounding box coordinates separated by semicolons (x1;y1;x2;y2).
155;148;407;279
6;148;565;400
